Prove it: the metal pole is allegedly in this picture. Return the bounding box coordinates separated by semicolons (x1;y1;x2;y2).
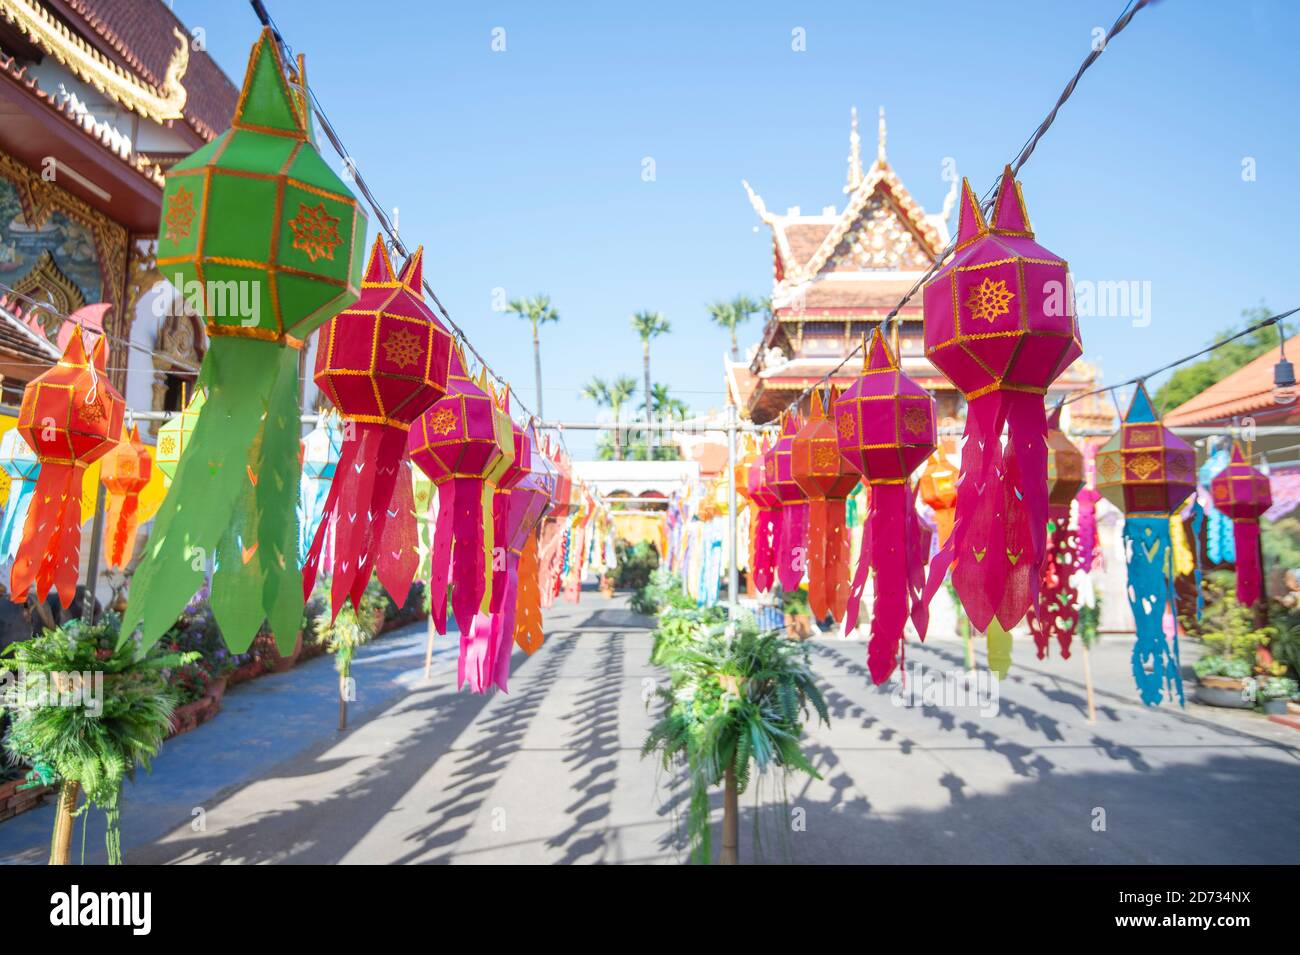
726;403;739;611
81;482;106;623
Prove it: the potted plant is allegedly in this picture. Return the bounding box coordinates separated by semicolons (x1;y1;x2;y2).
313;576;386;730
642;613;829;864
0;614;195;864
1192;656;1255;708
782;587;813;639
1257;676;1298;715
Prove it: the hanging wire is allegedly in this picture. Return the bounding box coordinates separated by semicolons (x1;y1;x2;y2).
0;279;202;374
769;0;1151;421
1060;305;1300;407
248;0;548;443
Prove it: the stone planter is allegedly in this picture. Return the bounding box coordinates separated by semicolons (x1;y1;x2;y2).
1260;697;1290;715
168;693;222;738
227;658;266;687
298;636;328;662
1195;675;1254;709
267;630;304;673
0;772;53;823
207;675;229;704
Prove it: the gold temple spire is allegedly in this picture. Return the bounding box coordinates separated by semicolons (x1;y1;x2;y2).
844;106;863;194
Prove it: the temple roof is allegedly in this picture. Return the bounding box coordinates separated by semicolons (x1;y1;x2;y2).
1164;333;1300;427
743;107;955;311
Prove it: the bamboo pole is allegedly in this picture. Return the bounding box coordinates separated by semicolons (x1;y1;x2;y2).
49;780;80;865
423;611;436;680
337;670;348;731
719;767;739;865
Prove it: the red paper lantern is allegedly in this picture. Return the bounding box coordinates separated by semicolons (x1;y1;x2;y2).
1210;443;1272;606
767;412;807;593
791;388;860;621
10;329;123;606
1027;405;1085;659
833;329;935;682
923;168;1082;632
407;346;513;637
747;436;779;593
305;238;454;615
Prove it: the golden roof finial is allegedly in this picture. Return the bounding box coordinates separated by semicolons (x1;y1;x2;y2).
877;106;887;166
844;106;863;194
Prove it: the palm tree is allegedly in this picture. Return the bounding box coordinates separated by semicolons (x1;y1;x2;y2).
582;375;637;460
708;294;765;360
630;310;670;459
505;294;559;419
644;382;690;422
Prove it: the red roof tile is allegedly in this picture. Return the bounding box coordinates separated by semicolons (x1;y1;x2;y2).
1164;333;1300;426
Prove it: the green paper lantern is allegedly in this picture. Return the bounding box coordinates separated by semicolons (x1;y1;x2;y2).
155;386;205;486
156;28;366;342
123;28;367;655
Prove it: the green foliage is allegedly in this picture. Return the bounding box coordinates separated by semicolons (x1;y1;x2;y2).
582;375;638;460
780;587;810;616
707;294;768;358
312;577;386;680
641;613;828;864
1077;594;1102;648
0;615;195;864
1192;655;1252;680
1267;606;1300;680
505;294;559;334
1263;516;1300;573
1183;571;1275;664
630;567;693;616
1257;676;1298;701
1152;304;1276;413
614;539;659;591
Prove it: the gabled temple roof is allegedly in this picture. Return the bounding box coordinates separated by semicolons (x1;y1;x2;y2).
1165;333;1300;426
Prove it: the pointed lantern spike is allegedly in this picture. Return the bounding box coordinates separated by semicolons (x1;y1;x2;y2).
956;178;986;246
991;165;1032;234
398;246;425;296
362;235;394;285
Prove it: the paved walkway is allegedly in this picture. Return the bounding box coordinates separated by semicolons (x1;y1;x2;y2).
2;592;1298;864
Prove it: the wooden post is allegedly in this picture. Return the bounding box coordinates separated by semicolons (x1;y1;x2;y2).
423;611;436;681
719;766;739;865
1081;639;1097;724
337;671;348;731
49;780;80;865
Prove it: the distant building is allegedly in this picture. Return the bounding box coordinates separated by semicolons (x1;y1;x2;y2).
729;108;1103;428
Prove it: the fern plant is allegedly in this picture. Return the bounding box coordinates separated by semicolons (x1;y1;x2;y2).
642;613;828;863
0;614;195;864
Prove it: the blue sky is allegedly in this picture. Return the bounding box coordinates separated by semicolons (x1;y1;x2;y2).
176;0;1299;455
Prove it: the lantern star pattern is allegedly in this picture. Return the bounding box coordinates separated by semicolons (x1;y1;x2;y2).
1026;405;1085;659
792;388;860;621
305;239;453;616
1210;443;1272;607
0;427;40;565
122;28;367;654
100;424;153;570
923;168;1082;633
1096;383;1196;706
10;329;123;607
834;329;935;683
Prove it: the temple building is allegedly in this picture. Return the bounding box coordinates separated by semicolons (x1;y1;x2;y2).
0;0;326;435
728;108;1105;429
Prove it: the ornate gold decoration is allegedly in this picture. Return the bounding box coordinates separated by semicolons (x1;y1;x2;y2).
837;412;855;441
11;250;85;336
1128;427;1157;446
902;405;928;436
1098;455;1120;480
1127;453;1161;481
289;202;342;263
150;310;203;435
1213;483;1228;501
164;186;196;241
158;434;177;456
964;278;1015;324
0;1;189;122
382;327;421;369
813;444;839;470
77;395;105;425
429;407;457;436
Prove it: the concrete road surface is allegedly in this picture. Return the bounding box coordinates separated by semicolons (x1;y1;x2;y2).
1;591;1297;864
